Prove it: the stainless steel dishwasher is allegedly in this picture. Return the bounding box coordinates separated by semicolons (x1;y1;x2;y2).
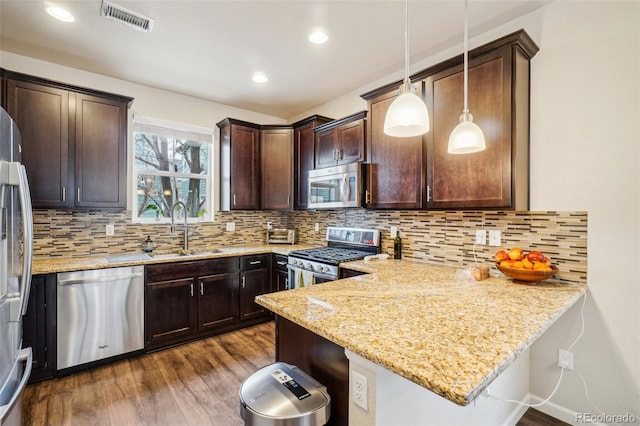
57;266;144;370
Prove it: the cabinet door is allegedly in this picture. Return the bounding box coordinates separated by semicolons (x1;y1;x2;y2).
337;119;365;165
261;128;293;210
4;80;70;208
230;124;260;209
239;269;270;320
366;91;424;209
294;122;316;209
315;127;337;169
74;93;128;209
22;274;57;383
425;48;514;209
197;272;239;331
145;278;197;347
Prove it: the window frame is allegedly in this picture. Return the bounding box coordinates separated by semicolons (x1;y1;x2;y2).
131;114;214;224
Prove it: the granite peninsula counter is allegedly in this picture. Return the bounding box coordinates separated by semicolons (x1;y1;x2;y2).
255;259;586;409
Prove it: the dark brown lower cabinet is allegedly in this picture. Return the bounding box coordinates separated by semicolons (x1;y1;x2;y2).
145;255;271;351
276;317;349;426
22;274;57;383
272;254;289;292
145;257;240;350
239;254;272;322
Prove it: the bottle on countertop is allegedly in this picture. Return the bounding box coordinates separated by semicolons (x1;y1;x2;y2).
144;236;154;253
393;230;402;259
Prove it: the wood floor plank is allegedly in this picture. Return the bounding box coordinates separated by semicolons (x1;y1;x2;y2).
22;321;561;426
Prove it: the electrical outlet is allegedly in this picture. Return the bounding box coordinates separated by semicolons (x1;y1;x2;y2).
105;224;114;236
314;223;320;232
488;230;501;246
390;226;398;237
226;222;235;232
558;349;574;370
352;370;368;411
475;229;486;245
267;222;273;230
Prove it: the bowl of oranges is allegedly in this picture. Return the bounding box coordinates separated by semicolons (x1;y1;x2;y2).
494;248;558;283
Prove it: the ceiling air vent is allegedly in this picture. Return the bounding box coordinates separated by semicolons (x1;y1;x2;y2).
100;0;154;33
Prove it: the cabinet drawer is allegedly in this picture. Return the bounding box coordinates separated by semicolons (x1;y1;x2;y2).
273;254;288;272
146;257;239;282
240;254;269;271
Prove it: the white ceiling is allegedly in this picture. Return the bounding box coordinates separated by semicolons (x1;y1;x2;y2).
0;0;550;119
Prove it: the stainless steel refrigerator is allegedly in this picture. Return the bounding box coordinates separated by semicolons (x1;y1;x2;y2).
0;106;34;426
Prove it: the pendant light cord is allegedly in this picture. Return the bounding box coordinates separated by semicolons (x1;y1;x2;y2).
404;0;410;83
463;0;469;114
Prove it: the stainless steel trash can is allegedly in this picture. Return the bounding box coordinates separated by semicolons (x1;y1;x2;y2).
239;362;331;426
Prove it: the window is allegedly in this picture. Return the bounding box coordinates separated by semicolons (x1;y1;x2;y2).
132;115;213;223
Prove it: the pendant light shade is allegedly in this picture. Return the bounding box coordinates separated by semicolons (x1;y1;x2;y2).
384;81;430;137
384;0;429;138
448;112;486;154
448;0;485;154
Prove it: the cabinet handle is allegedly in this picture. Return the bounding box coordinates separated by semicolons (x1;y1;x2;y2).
241;276;246;288
249;260;261;265
277;261;286;266
200;281;203;296
427;185;432;202
190;283;194;297
233;194;236;206
285;278;289;290
339;148;344;160
287;195;290;206
77;188;81;202
365;190;370;204
62;187;66;202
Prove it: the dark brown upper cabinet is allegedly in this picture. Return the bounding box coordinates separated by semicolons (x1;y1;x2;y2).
361;29;538;210
1;69;132;209
217;118;261;210
423;31;538;210
314;111;366;169
363;89;426;209
260;126;293;210
292;115;333;210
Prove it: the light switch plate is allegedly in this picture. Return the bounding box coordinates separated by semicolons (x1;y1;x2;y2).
226;222;235;232
105;224;114;236
488;230;501;246
475;229;486;245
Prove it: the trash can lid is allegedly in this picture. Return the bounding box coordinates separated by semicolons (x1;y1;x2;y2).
239;362;331;420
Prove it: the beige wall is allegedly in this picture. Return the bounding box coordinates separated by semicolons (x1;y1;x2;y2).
2;0;638;421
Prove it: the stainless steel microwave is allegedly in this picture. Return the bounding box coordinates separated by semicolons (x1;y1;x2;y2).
308;162;362;209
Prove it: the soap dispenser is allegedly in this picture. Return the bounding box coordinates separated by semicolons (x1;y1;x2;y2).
144;236;154;253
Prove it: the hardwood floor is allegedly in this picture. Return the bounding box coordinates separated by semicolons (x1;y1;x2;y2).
22;320;566;425
22;322;275;426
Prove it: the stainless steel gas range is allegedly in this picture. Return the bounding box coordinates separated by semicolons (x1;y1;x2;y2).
288;226;380;286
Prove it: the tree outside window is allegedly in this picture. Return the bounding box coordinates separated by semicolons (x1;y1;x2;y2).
132;118;212;223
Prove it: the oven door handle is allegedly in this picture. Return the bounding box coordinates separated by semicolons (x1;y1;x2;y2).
287;265;336;282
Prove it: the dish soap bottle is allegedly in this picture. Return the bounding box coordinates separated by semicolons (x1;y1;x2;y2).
393;230;402;259
144;236;154;253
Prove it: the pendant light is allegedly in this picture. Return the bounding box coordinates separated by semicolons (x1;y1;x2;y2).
384;0;429;138
448;0;486;154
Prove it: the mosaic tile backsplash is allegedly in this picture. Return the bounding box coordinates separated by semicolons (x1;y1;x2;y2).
33;209;587;285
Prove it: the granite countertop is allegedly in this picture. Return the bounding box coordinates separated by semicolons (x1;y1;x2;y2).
32;244;314;274
255;258;586;406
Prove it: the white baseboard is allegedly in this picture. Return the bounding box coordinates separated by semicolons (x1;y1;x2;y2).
529;394;607;426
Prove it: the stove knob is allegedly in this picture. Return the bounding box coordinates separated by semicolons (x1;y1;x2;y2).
306;263;314;270
318;266;326;273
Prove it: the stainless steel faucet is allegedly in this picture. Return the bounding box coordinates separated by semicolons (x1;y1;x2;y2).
170;201;189;251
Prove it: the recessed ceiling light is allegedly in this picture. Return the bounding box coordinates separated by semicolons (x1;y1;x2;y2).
309;31;328;44
252;72;268;83
45;3;75;22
